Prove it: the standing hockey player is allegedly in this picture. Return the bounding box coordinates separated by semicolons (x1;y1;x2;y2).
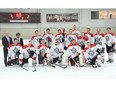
31;30;43;49
66;29;78;48
67;39;84;66
72;25;81;37
43;28;54;49
78;32;89;50
54;29;63;44
105;27;116;63
84;28;94;44
83;42;104;68
7;38;23;66
94;29;106;46
22;40;37;66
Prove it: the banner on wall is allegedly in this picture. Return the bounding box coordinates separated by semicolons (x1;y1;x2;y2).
46;13;78;22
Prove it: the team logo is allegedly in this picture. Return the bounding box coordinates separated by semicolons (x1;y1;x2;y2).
105;36;109;41
13;47;19;53
27;48;31;54
88;50;95;56
80;40;84;46
40;48;45;54
71;47;77;54
54;47;60;54
68;36;73;42
95;37;101;44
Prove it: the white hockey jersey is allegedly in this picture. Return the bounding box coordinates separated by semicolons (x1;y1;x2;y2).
67;43;82;58
66;34;78;47
78;35;89;46
43;33;54;47
85;32;94;44
105;32;116;46
36;44;50;55
23;44;36;58
31;35;43;49
50;43;64;58
83;44;102;60
72;30;81;37
94;33;106;45
54;34;63;43
8;44;23;60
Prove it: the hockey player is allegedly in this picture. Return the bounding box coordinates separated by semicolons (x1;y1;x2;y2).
22;40;37;66
72;25;81;37
94;29;106;45
36;39;51;65
54;29;63;44
49;39;64;64
67;39;84;66
43;28;54;49
31;30;43;49
105;27;116;63
84;28;94;44
83;42;103;68
78;32;89;50
66;29;78;47
7;38;23;66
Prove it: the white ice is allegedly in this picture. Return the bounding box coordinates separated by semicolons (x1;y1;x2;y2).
0;40;116;79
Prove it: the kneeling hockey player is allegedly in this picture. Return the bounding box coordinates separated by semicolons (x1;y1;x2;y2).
36;39;51;65
49;39;64;64
22;40;37;66
83;42;104;68
67;39;84;66
7;38;23;66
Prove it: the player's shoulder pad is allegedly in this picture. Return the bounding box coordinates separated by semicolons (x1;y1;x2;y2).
100;33;105;37
31;35;35;40
91;44;96;47
110;32;115;36
83;47;89;52
9;44;14;48
17;44;22;47
78;36;82;39
23;45;28;49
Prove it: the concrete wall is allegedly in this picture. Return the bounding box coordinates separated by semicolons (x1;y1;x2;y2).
0;8;116;39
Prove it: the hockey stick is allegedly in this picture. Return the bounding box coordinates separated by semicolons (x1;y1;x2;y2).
71;58;81;68
54;63;67;69
20;65;28;71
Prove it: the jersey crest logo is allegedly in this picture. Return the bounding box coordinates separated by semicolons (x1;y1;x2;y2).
54;47;60;54
88;50;95;56
40;48;45;54
13;47;19;53
71;47;77;54
105;36;109;41
68;36;73;42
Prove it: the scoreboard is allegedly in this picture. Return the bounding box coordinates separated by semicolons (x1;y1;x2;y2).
0;12;41;23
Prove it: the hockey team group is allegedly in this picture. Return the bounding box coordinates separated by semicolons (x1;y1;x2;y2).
2;25;116;71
